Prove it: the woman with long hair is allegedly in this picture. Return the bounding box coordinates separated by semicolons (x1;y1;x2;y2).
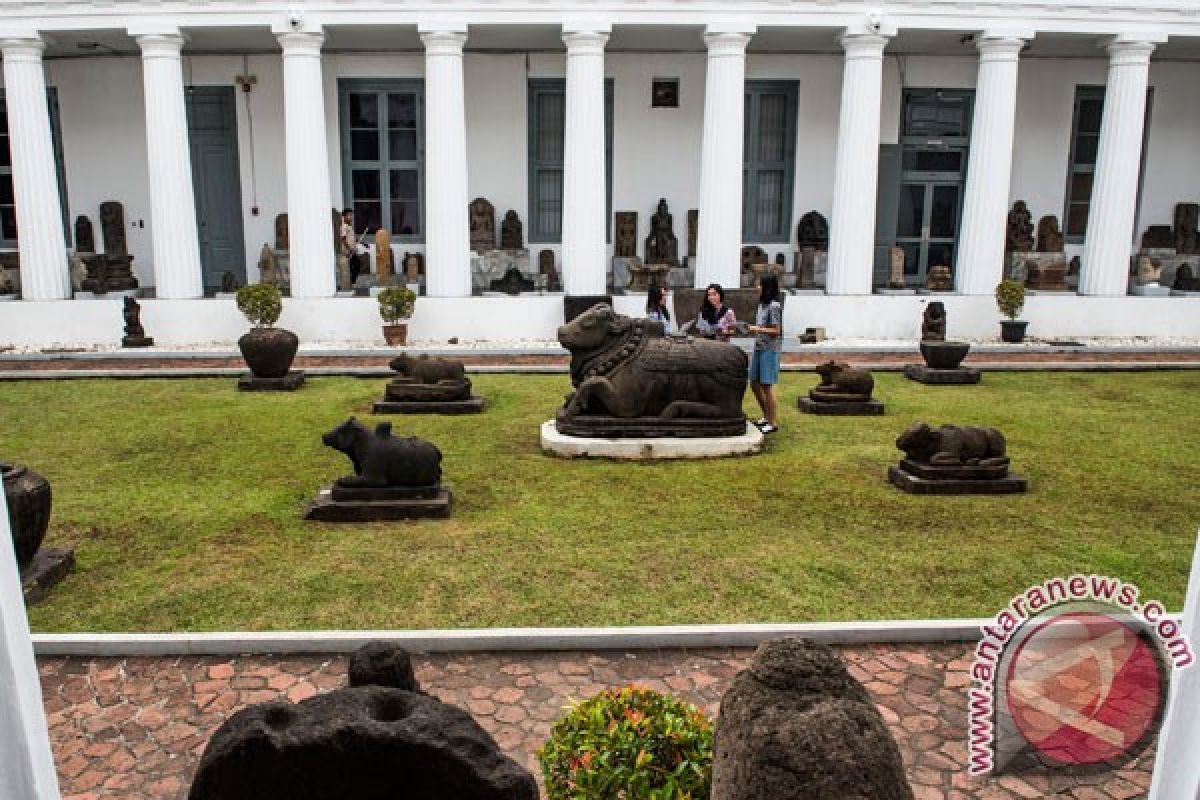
748;273;783;433
645;280;671;329
695;283;736;340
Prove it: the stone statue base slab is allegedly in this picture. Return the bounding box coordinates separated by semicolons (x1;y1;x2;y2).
903;365;981;385
238;371;306;391
0;294;18;302
898;458;1009;481
1171;290;1200;298
305;484;452;522
875;288;916;295
555;410;747;439
541;420;762;460
915;288;957;295
373;397;486;415
122;336;154;348
382;380;472;403
1024;289;1075;296
564;295;612;323
1130;284;1172;296
666;268;694;288
789;288;826;296
21;547;75;606
74;289;140;300
798;397;884;416
888;464;1027;495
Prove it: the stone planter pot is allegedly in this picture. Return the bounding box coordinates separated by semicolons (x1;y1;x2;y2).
920;340;971;370
1000;320;1029;343
2;462;52;570
238;327;299;379
382;323;409;347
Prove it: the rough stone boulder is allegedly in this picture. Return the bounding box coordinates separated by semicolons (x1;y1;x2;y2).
348;641;419;691
188;686;538;800
711;637;914;800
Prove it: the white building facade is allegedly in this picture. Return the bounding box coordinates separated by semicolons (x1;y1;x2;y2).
1;1;1199;346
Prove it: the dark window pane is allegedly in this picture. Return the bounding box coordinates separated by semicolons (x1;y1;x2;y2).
388;130;417;161
1078;95;1104;134
1;206;16;240
352;169;381;200
755;170;784;237
349;94;378;128
391;201;419;236
1071;172;1094;203
901;242;921;276
535;168;563;239
0;134;9;168
353;201;381;234
757;94;787;162
930;185;959;238
390;169;418;200
1067;203;1090;236
0;109;7;135
535;93;564;162
903;150;962;173
927;242;955;270
388;93;417;129
351;130;379;161
897;185;926;238
0;173;12;204
1074;134;1099;166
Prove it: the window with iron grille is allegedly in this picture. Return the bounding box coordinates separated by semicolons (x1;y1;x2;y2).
742;81;798;243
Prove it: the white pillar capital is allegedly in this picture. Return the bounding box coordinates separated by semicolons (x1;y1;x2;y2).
0;36;46;62
276;30;325;57
1102;38;1157;65
976;35;1026;60
838;32;889;59
419;30;467;55
702;31;752;57
134;32;186;58
562;30;610;54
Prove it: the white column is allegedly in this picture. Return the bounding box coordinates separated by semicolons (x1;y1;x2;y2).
1079;38;1157;297
133;32;204;299
560;27;609;297
276;29;335;298
956;34;1027;295
694;28;752;290
419;28;471;298
0;37;69;300
826;31;890;295
0;489;62;800
1148;530;1200;800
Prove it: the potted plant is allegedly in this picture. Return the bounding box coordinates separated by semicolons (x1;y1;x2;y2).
378;286;416;346
236;284;298;378
995;280;1028;343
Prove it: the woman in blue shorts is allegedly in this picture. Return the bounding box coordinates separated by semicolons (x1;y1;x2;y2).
748;273;783;434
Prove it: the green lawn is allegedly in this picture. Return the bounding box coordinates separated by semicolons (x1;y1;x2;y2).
4;371;1198;632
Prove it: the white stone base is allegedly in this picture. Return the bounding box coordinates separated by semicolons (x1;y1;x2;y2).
875;288;916;295
0;294;17;302
1130;284;1172;297
1172;290;1200;298
789;288;826;295
539;420;764;460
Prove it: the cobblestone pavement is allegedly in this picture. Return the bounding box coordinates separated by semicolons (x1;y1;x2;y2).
40;643;1154;799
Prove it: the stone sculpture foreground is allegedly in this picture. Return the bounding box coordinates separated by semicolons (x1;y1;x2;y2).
888;422;1027;494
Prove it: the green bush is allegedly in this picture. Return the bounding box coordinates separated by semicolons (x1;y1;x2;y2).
994;279;1026;320
236;284;283;328
378;286;416;324
539;686;713;800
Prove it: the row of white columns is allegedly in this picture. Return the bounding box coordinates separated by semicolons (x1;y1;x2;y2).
0;26;1164;301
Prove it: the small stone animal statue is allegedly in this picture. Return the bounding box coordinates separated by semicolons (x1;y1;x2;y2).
123;296;145;337
321;417;442;488
559;304;746;419
896;422;1008;467
388;354;466;385
810;361;874;401
221;271;238;293
921;302;947;341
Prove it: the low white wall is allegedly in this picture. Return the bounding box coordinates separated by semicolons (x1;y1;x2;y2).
2;294;1197;349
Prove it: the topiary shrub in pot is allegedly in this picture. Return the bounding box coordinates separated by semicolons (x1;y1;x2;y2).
995;279;1028;343
378;286;416;346
539;686;713;800
236;284;298;378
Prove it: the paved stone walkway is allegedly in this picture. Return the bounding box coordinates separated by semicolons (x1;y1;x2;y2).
39;643;1153;799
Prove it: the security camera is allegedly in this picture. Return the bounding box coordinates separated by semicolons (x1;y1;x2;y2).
287;8;302;29
868;14;883;33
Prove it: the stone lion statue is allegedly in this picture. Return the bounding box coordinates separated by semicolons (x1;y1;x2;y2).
811;361;874;401
896;422;1008;467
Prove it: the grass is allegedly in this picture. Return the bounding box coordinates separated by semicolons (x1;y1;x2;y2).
2;370;1198;632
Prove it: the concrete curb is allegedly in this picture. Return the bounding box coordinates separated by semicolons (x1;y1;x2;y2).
31;619;992;656
2;362;1200;380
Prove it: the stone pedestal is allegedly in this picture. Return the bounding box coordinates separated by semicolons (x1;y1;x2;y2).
888;460;1026;494
471;249;531;292
628;261;669;292
904;365;982;385
122;335;155;348
1130;283;1172;297
21;547;75;606
541;420;762;460
305;484;453;521
238;371;306;391
798;397;884;415
373;378;485;415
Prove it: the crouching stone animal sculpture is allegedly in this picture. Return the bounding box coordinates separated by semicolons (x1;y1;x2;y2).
321;417;442;487
388;354;466;385
558;304;747;423
896;422;1008;467
810;361;874;402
